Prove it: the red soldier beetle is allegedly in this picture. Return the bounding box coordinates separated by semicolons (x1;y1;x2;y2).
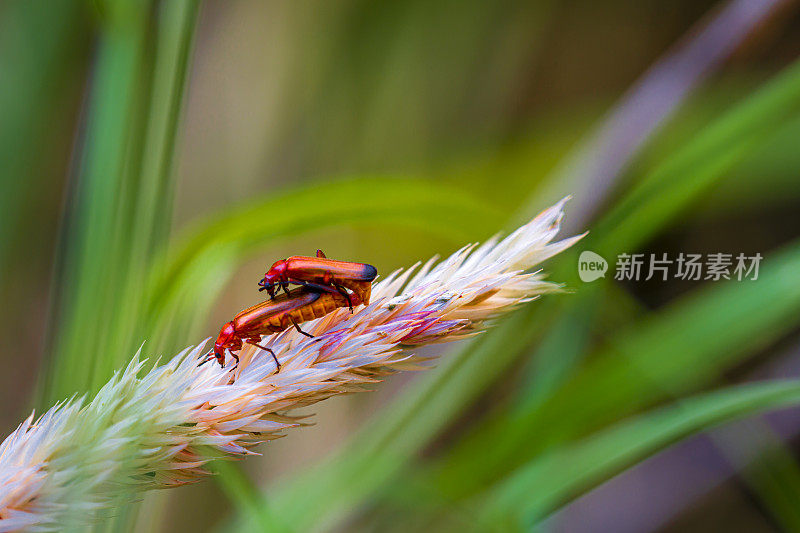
258;249;377;311
200;287;360;371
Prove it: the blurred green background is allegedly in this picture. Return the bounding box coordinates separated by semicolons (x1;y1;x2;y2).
2;0;800;531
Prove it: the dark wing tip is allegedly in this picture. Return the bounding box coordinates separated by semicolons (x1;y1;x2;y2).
362;263;378;281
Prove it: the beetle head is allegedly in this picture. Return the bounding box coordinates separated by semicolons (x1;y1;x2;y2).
213;322;237;367
259;260;288;296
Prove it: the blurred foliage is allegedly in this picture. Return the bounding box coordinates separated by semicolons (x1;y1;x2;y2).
2;0;800;532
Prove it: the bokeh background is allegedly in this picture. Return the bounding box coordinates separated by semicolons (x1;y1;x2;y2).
2;0;800;531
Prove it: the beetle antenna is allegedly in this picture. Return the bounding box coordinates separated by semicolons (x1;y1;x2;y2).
197;351;214;367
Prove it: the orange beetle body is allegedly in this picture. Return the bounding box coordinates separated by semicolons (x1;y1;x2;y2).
258;250;377;308
205;287;359;370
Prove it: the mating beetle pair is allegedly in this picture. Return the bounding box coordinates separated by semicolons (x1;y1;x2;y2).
258;249;376;312
201;251;377;370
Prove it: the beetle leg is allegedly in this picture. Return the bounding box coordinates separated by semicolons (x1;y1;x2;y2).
290;317;314;338
291;279;337;295
247;341;280;371
282;281;291;296
289;279;352;311
333;283;353;312
228;351;240;373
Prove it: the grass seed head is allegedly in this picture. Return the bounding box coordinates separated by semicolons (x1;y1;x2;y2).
0;199;581;530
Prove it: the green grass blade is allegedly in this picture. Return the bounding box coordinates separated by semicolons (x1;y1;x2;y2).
591;57;800;256
514;287;601;411
102;0;200;371
210;462;291;533
0;0;89;270
240;58;800;531
40;0;202;407
40;0;152;405
381;55;800;504
477;380;800;526
710;420;800;532
424;238;800;501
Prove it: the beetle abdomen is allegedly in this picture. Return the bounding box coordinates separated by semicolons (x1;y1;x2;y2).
337;279;372;305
